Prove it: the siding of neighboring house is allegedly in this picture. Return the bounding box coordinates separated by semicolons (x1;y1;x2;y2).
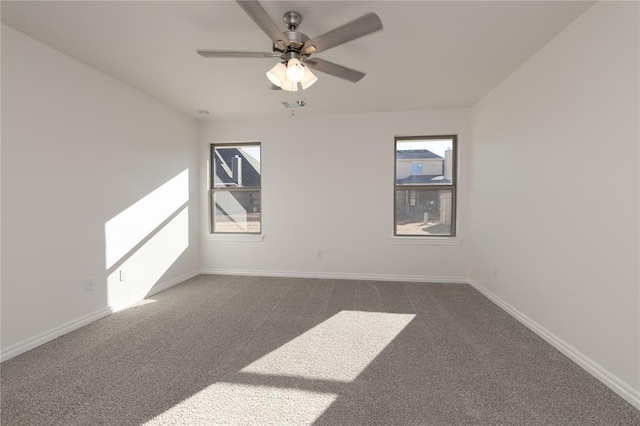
397;158;443;179
396;150;444;180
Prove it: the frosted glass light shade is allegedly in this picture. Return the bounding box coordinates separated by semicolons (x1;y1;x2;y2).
300;67;318;89
266;63;287;87
280;78;299;92
285;58;306;83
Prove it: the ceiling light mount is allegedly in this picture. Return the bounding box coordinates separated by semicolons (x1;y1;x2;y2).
283;11;302;31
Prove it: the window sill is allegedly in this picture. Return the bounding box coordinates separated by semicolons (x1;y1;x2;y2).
206;234;264;242
391;236;462;246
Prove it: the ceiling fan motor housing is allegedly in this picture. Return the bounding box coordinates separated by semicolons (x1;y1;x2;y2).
283;30;308;52
272;12;310;58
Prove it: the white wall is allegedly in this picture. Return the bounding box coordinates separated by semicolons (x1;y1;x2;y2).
200;109;470;281
469;1;639;405
1;25;200;357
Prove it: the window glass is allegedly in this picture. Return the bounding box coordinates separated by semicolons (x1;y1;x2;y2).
395;137;456;236
211;143;261;234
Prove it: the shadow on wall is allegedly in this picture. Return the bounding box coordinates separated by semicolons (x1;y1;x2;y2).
104;169;190;306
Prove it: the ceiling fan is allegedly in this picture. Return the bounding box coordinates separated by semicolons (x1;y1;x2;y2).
197;0;383;91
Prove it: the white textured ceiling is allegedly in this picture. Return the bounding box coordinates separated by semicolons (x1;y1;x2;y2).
1;1;593;121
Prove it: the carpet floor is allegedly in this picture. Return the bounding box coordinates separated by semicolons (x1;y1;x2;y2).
1;275;639;425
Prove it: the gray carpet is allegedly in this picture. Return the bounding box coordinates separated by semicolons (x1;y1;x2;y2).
1;275;639;425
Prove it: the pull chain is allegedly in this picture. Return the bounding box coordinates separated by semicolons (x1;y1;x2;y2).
290;84;296;117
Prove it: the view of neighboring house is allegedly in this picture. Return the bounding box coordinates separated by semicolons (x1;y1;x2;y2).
212;146;262;233
395;148;453;235
214;147;261;188
396;149;452;185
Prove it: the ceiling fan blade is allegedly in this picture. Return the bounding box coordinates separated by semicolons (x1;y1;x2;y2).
305;58;365;82
302;13;382;54
236;0;288;45
197;50;277;58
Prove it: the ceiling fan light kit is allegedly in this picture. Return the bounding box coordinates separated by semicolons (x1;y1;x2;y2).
267;61;318;91
266;62;287;86
280;79;299;92
300;68;318;89
197;0;383;91
285;58;305;82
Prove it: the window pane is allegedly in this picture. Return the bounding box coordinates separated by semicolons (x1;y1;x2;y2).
395;189;453;236
396;139;453;186
214;145;261;188
213;190;261;233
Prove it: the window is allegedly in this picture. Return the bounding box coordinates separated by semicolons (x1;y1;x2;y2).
210;143;261;234
394;136;456;236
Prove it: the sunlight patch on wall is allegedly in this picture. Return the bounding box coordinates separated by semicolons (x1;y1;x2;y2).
143;383;336;426
242;311;415;382
105;169;189;269
107;207;189;306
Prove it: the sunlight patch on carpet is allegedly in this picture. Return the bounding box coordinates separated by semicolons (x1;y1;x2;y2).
143;383;336;426
241;310;415;382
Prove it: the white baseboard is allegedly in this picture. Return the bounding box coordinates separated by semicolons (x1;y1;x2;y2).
5;269;637;411
1;306;114;363
467;278;640;410
200;268;467;284
0;270;199;363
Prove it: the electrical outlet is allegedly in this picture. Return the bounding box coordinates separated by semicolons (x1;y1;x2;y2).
119;269;127;281
317;250;323;259
85;278;95;292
